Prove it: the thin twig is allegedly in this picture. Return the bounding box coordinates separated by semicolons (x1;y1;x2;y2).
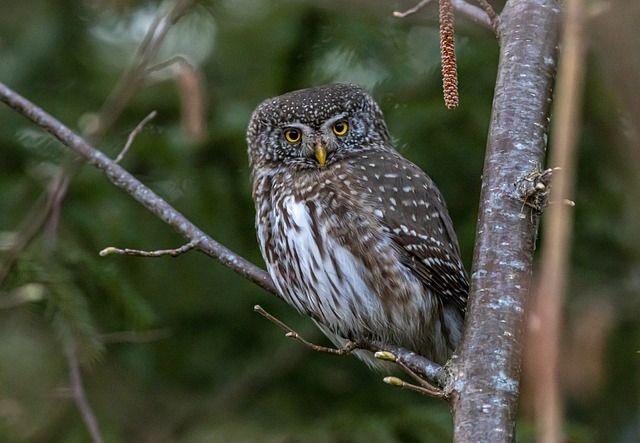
359;339;445;384
99;239;199;258
393;0;494;31
384;376;446;397
146;55;194;75
393;0;431;17
254;305;296;332
375;350;444;394
115;111;157;163
254;305;355;355
375;351;433;387
285;331;357;355
65;342;104;443
94;0;196;138
474;0;499;31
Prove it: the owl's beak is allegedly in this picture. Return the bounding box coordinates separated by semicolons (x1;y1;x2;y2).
314;142;327;167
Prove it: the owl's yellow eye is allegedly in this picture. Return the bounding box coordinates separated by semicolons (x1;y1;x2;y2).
284;128;301;143
332;120;348;136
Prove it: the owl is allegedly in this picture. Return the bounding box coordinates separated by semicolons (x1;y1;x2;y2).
247;83;468;366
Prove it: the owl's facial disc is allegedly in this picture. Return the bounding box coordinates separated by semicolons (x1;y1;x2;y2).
278;112;351;168
281;123;324;167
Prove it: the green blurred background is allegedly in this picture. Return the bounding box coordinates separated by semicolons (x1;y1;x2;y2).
0;0;638;442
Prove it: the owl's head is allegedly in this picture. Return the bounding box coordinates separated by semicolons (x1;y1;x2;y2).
247;83;392;171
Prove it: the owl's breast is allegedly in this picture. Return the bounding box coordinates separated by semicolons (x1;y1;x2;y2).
257;172;433;337
263;194;394;336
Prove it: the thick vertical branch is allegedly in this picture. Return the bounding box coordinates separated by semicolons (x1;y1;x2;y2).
449;1;561;441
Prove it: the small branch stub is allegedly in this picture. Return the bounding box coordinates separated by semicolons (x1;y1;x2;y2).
384;376;446;397
374;351;397;361
516;166;562;213
99;240;199;257
384;376;404;386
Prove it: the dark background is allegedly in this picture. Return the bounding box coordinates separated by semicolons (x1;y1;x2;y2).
0;0;638;441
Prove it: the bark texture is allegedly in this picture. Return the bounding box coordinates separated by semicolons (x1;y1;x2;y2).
449;1;561;441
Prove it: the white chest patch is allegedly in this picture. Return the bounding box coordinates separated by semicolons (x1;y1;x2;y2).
265;197;383;335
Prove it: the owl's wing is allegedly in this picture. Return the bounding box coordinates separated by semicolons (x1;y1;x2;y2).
366;153;469;312
390;224;469;312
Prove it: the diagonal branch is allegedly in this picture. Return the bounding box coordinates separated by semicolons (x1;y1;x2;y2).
0;82;278;298
0;0;197;288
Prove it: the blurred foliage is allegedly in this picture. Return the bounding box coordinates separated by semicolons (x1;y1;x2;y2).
0;0;638;442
